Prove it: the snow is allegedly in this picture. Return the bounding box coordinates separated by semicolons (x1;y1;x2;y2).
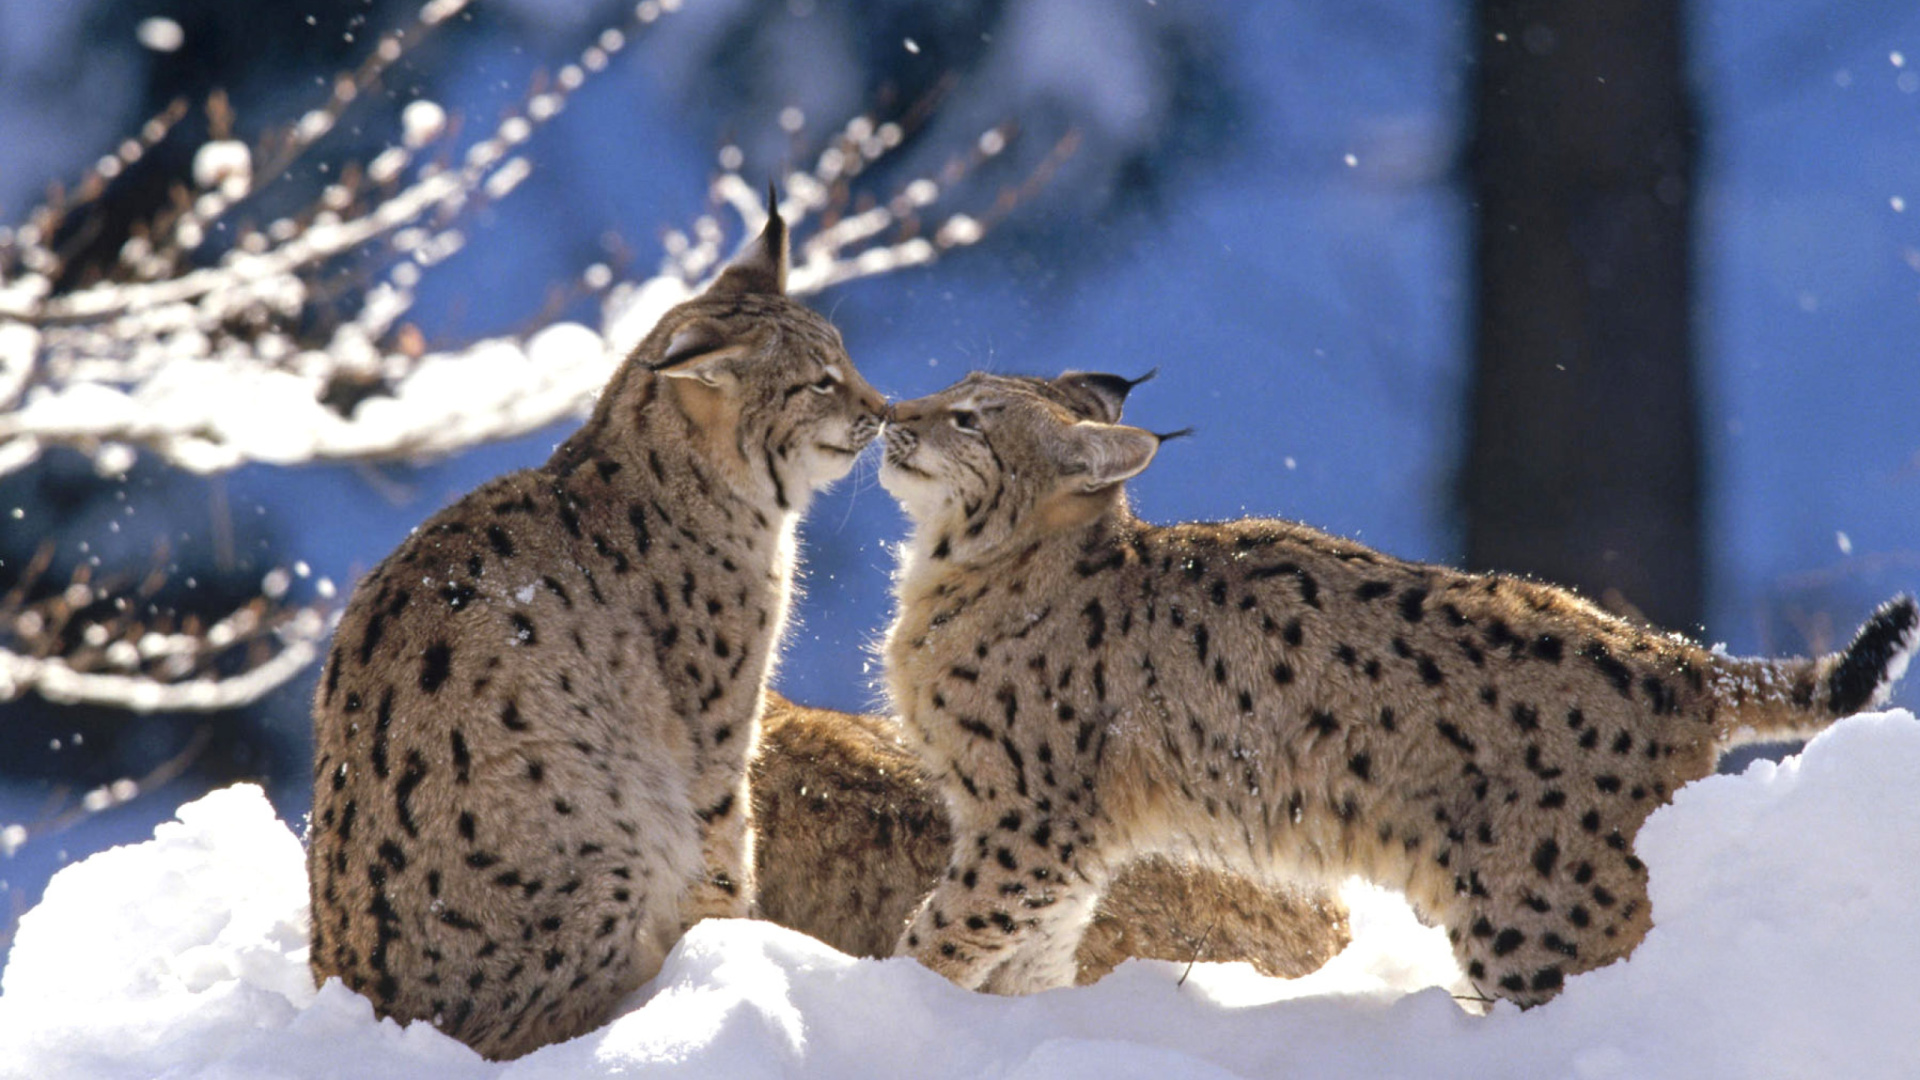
5;711;1919;1079
190;140;251;198
401;100;448;150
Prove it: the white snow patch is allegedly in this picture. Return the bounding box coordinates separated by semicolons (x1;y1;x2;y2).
4;713;1920;1078
400;100;447;150
134;17;184;53
191;141;252;199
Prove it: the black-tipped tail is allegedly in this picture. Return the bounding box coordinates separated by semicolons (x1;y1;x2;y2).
1827;594;1918;716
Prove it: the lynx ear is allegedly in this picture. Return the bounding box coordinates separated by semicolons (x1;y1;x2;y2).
1056;421;1161;492
1053;368;1156;423
707;192;788;297
652;319;733;370
660;350;740;436
657;320;742;393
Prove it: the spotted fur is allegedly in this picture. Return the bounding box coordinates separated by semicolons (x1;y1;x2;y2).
307;209;887;1059
878;370;1917;1004
751;690;1350;981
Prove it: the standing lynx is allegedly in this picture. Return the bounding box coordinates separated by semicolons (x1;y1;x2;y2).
750;371;1349;981
307;207;887;1059
878;370;1917;1003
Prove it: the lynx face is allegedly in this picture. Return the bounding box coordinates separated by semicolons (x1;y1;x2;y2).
641;287;886;510
879;371;1160;563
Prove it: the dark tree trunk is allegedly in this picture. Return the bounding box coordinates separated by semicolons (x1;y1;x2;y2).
1465;1;1703;632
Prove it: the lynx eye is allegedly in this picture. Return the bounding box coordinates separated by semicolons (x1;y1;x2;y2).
808;365;844;394
948;409;981;433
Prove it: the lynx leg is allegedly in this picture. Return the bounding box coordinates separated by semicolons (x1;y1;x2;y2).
978;884;1105;994
900;826;1106;993
682;775;756;927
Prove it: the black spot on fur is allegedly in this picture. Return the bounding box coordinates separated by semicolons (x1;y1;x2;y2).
1436;720;1477;754
324;648;343;703
395;751;427;838
358;612;387;666
420;642;453;693
450;730;471;784
1492;928;1525;956
1580;640;1634;695
1398;587;1428;623
371;689;395;778
487;525;515;559
1533;837;1559;877
1082;599;1107;649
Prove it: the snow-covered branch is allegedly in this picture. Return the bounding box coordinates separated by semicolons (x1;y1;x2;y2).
0;545;332;712
0;0;1056;481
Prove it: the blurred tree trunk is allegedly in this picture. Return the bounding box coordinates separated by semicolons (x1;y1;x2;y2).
1464;0;1703;631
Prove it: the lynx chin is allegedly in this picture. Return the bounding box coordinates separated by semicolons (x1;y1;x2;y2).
307;206;887;1059
878;369;1917;1005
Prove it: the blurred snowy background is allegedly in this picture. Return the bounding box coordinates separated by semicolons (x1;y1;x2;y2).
1;0;1916;963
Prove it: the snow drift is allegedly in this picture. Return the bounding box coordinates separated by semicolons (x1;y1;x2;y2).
4;710;1919;1080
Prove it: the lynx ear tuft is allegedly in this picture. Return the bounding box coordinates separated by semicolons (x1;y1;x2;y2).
1058;421;1161;492
707;188;789;297
1053;369;1157;423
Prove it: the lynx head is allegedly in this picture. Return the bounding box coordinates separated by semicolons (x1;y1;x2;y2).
880;370;1162;560
625;204;887;511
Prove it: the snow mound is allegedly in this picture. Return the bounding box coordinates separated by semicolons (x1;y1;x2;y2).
4;712;1920;1079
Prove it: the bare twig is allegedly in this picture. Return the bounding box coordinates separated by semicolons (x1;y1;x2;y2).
1177;919;1219;987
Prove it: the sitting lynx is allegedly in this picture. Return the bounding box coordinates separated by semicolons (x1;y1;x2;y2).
751;691;1351;981
307;206;887;1059
878;370;1917;1004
